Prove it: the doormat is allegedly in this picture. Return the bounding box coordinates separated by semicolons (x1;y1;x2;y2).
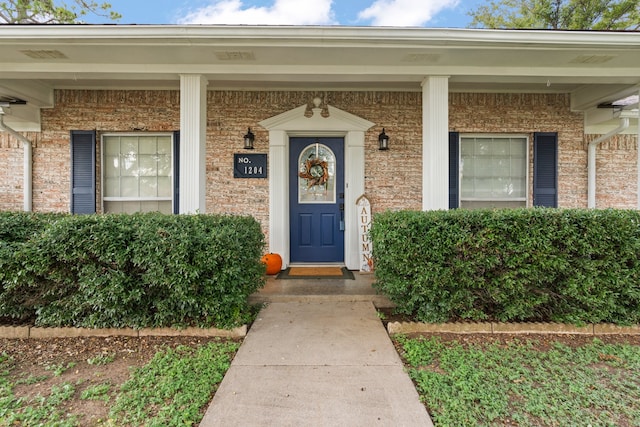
276;267;355;280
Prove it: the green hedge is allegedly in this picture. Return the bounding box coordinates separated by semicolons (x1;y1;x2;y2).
0;212;265;328
371;209;640;325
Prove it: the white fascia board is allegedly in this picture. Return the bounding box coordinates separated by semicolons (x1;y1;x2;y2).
2;25;640;49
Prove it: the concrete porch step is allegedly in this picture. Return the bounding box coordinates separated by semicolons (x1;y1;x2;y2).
248;273;394;308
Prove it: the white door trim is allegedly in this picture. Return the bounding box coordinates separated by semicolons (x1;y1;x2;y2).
260;103;374;269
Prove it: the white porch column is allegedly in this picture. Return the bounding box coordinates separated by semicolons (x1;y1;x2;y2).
344;131;366;270
179;74;208;214
268;130;289;266
422;76;450;210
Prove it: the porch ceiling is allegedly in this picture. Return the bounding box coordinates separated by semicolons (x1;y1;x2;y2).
0;25;639;130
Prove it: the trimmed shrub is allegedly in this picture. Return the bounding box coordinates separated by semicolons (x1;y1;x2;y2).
0;212;65;321
371;209;640;325
1;212;265;328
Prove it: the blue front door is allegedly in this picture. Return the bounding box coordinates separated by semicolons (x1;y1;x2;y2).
290;137;344;263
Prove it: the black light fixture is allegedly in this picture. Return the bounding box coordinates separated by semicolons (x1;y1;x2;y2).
243;127;255;150
378;128;389;151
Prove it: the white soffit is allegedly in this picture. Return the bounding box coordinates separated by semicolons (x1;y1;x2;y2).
1;25;640;116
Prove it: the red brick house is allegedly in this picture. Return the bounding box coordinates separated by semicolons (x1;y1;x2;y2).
0;26;638;269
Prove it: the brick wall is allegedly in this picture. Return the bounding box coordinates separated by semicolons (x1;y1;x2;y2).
41;90;181;213
1;89;637;222
207;91;423;220
449;93;589;208
585;134;638;208
0;133;27;211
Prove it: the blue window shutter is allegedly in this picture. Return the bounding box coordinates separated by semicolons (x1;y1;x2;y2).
533;132;558;207
449;132;459;209
173;131;180;214
70;130;96;214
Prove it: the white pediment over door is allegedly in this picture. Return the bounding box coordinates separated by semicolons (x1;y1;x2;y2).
259;104;375;132
259;103;374;270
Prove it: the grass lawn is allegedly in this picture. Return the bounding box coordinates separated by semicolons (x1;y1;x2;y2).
395;335;640;427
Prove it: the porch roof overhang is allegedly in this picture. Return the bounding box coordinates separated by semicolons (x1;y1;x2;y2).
0;25;639;130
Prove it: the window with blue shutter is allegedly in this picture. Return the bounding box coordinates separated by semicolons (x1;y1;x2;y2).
533;132;558;207
449;131;459;209
70;130;96;214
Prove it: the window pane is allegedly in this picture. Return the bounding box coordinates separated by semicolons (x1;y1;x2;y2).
138;154;157;177
460;136;527;207
104;177;120;197
157;137;172;155
104;155;119;178
121;137;138;156
157;177;172;197
103;134;173;210
138;136;157;154
121;154;138;177
157;155;171;176
460;141;474;156
120;176;139;197
139;177;158;197
476;158;493;177
104;137;120;155
510;140;527;157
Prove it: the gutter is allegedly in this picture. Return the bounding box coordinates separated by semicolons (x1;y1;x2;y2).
588;117;629;208
0;109;32;212
2;25;640;48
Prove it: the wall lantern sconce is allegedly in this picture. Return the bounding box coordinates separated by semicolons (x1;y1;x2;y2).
243;127;255;150
378;128;389;151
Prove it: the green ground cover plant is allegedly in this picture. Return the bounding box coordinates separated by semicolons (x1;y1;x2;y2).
110;340;239;426
396;334;640;427
0;337;238;427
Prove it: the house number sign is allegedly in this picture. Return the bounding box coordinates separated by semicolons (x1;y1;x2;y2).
233;153;267;178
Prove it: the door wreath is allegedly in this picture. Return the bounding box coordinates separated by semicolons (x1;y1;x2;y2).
299;158;329;188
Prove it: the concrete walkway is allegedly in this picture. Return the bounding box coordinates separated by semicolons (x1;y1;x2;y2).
199;301;433;426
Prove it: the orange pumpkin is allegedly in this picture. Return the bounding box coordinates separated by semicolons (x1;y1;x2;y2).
261;253;283;275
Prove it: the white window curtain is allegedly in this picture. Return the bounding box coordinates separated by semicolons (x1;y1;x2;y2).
103;134;173;213
460;136;527;209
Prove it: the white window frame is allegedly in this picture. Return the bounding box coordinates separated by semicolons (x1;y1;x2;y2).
459;134;529;208
100;133;174;213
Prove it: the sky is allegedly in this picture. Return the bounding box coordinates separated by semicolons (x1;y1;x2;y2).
82;0;485;27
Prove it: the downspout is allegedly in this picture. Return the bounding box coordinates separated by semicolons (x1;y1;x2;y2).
0;110;33;212
588;117;629;208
